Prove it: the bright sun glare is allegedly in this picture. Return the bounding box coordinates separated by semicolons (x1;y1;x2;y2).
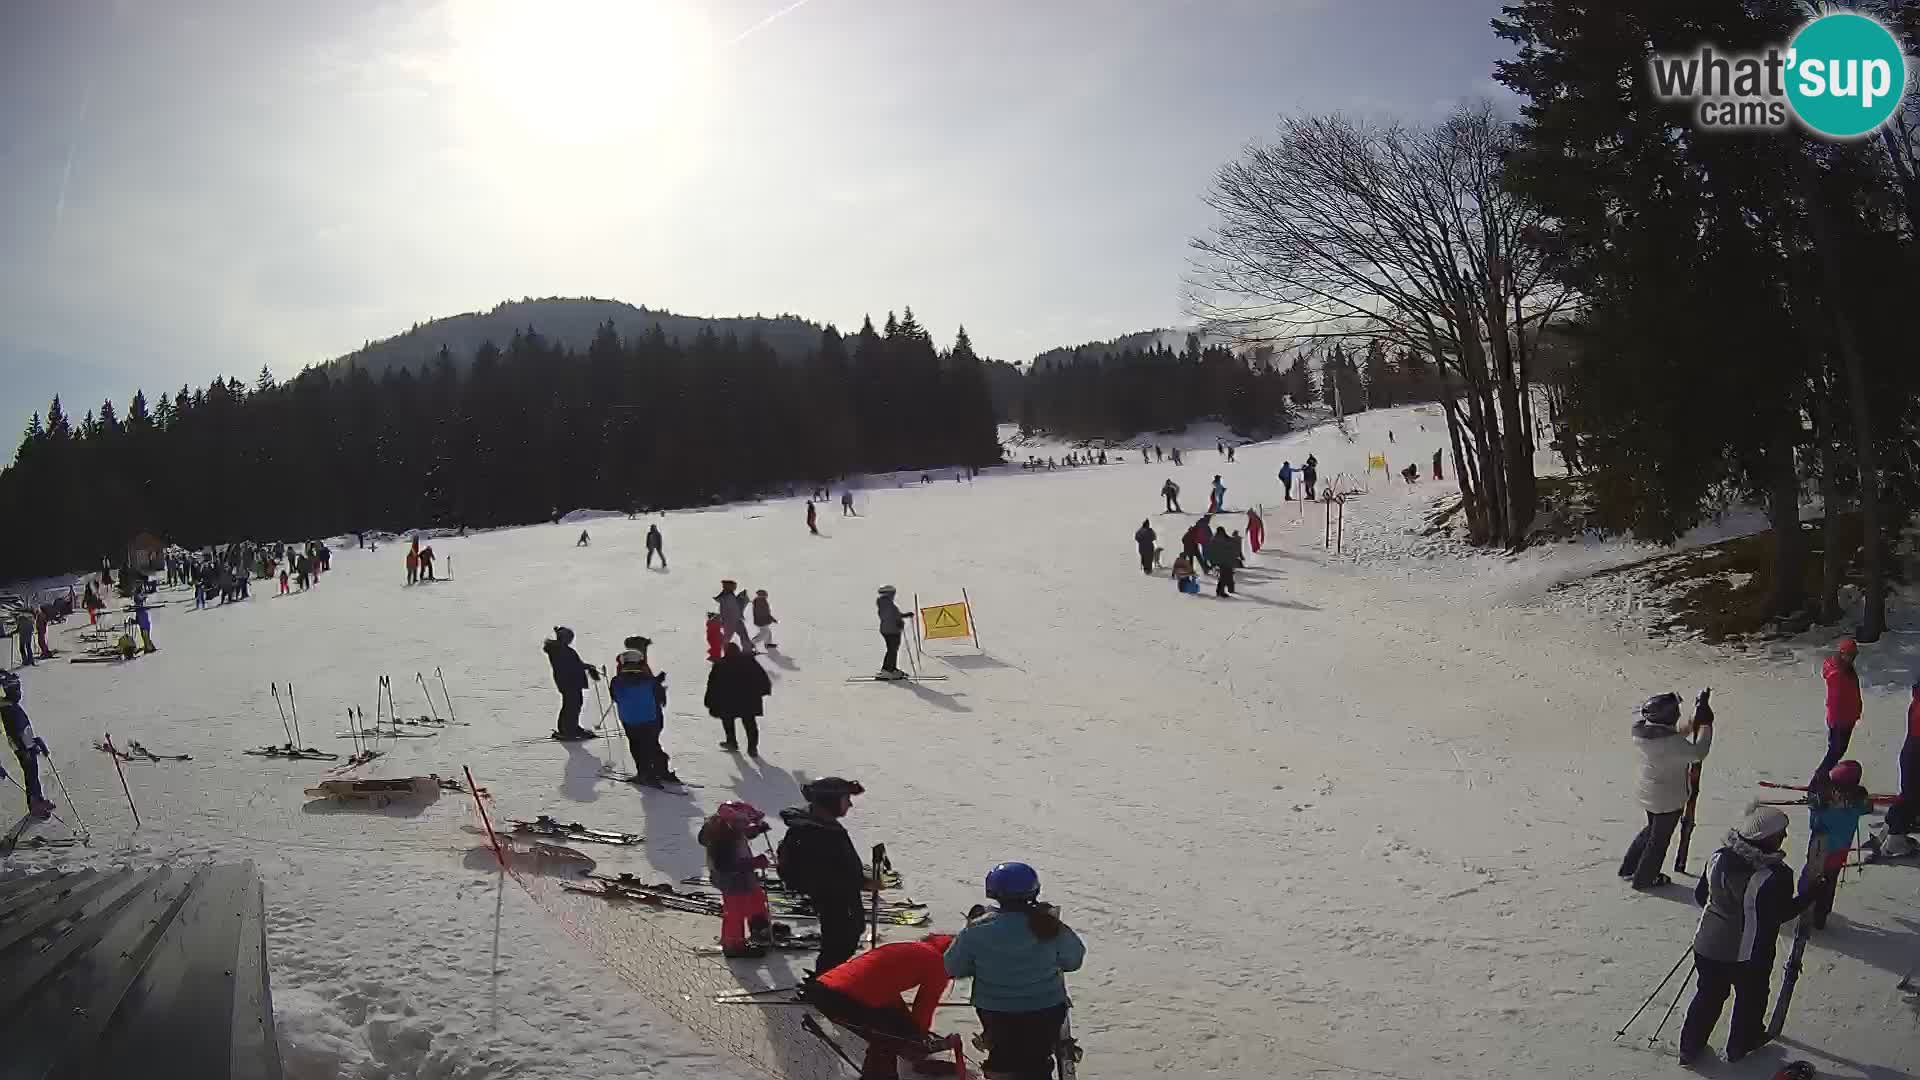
448;0;715;146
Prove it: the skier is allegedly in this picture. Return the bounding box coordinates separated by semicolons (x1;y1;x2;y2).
0;672;54;819
33;607;50;660
776;776;870;973
1171;447;1182;466
1209;475;1226;513
1303;455;1319;501
576;529;591;547
1278;461;1294;500
698;800;780;957
1155;445;1163;462
1619;691;1712;890
1814;637;1860;786
806;500;818;535
419;546;436;581
611;647;676;785
943;862;1086;1080
714;580;754;654
1216;439;1224;456
1183;516;1213;573
1678;806;1808;1066
1134;520;1157;575
646;524;666;568
875;586;914;679
542;626;600;740
1432;448;1443;480
705;612;726;662
1161;479;1181;514
705;642;771;755
133;591;157;654
751;589;779;650
1208;526;1240;597
1805;760;1872;928
804;933;958;1079
12;610;33;667
1246;508;1264;554
405;545;419;585
842;490;856;516
279;567;290;595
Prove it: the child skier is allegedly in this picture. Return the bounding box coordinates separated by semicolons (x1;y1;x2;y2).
705;612;725;661
943;861;1086;1080
1619;691;1712;889
876;586;913;679
542;626;600;740
610;648;675;785
1806;760;1873;928
750;589;778;650
698;800;781;957
0;671;55;819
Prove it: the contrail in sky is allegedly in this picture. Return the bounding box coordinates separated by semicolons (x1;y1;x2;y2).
727;0;816;47
54;80;93;231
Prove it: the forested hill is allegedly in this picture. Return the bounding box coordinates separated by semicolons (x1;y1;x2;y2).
328;297;826;378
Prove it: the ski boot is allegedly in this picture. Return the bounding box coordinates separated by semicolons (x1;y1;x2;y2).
27;797;55;820
721;941;767;959
1772;1062;1816;1080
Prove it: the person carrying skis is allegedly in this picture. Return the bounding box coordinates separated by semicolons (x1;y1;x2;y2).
806;500;819;535
805;933;959;1079
1161;479;1181;514
1209;475;1226;513
1678;806;1809;1066
1805;760;1872;929
777;776;871;973
1619;691;1712;890
943;861;1086;1080
751;589;779;650
1134;520;1157;575
699;800;781;957
875;586;914;679
646;524;666;568
611;647;676;785
542;626;600;740
714;580;754;654
0;671;55;820
705;642;772;755
1208;526;1240;597
1814;637;1861;786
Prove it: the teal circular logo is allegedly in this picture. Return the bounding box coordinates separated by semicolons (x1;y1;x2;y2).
1786;13;1908;138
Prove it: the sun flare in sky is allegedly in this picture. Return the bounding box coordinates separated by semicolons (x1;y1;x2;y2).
445;0;717;147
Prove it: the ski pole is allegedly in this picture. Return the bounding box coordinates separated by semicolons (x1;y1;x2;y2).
800;1014;861;1072
1649;965;1693;1044
2;771;75;833
1613;946;1692;1039
271;683;294;744
437;666;457;723
40;751;91;843
417;673;443;721
102;734;141;828
289;683;302;747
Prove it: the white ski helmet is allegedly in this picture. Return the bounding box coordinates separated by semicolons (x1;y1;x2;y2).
1738;806;1790;841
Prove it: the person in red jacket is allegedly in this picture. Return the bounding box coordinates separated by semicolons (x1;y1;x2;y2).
1814;637;1862;786
705;612;725;662
803;934;957;1080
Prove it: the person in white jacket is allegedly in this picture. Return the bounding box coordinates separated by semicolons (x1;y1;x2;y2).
1619;691;1713;889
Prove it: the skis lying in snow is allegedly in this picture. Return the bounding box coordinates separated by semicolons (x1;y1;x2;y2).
846;675;950;682
245;745;340;760
509;817;642;845
1757;780;1897;805
606;771;702;791
304;775;443;804
690;933;823;957
327;749;385;774
1;814;84;855
93;740;191;762
565;874;930;925
680;862;907;894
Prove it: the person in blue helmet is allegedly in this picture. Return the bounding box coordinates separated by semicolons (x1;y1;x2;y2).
943;861;1086;1079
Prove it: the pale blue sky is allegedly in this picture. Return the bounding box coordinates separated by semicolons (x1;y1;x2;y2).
1;0;1514;444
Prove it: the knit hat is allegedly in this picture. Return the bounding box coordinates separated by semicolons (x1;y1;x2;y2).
877;585;896;595
1738;806;1790;841
1836;637;1858;657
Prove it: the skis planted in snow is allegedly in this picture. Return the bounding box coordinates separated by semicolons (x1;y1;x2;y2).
509;817;642;845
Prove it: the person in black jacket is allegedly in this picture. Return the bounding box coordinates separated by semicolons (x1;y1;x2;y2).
1678;806;1810;1065
1134;520;1157;574
705;643;772;755
1208;526;1240;597
777;777;871;974
543;626;600;740
0;671;54;819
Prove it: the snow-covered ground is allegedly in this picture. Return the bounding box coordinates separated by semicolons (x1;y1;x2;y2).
5;403;1917;1080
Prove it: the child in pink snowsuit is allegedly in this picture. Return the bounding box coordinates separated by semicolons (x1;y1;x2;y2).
698;801;776;956
705;613;725;661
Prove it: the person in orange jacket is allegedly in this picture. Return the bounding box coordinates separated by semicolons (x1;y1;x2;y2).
803;933;957;1080
1814;637;1861;786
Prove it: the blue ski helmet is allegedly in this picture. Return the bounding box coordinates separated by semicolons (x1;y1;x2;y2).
984;861;1040;901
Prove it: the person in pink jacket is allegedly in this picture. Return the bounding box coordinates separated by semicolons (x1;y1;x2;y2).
1814;637;1861;785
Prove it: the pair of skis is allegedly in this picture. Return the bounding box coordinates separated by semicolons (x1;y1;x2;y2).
92;739;190;762
564;874;932;925
508;817;641;846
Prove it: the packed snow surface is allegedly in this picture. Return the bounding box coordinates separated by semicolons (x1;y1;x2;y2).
7;404;1916;1080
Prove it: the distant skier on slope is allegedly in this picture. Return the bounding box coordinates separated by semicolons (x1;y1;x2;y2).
1619;692;1712;890
646;524;666;568
1677;806;1808;1066
1209;475;1226;513
577;530;591;547
542;626;601;740
1161;479;1182;514
842;490;857;516
875;586;914;679
751;589;779;650
777;776;871;973
943;861;1086;1080
0;671;55;819
1814;638;1860;787
806;500;818;535
1134;520;1157;575
804;933;958;1077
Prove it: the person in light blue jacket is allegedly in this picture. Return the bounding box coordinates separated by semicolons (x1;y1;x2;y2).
944;861;1085;1078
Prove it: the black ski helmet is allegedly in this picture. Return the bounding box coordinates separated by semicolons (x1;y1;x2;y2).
553;626;575;645
801;777;865;804
1640;693;1681;726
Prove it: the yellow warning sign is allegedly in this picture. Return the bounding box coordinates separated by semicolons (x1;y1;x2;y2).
1366;454;1388;470
920;602;971;640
